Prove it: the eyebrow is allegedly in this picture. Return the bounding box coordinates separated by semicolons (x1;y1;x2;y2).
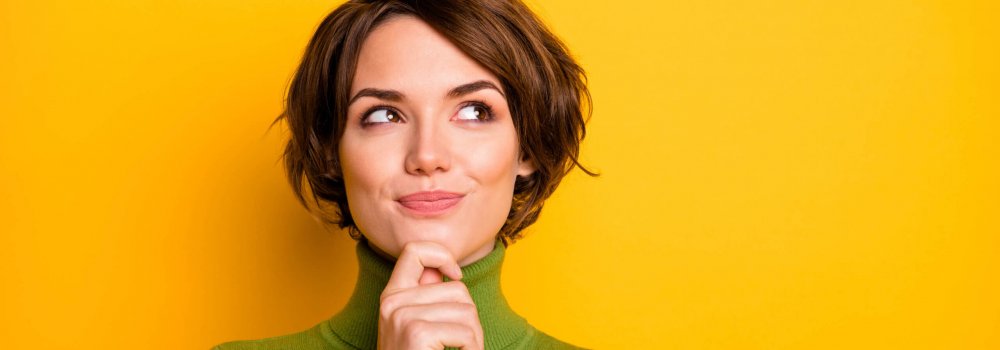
348;80;505;106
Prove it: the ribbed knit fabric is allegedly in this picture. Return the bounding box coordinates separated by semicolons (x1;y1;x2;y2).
212;239;584;350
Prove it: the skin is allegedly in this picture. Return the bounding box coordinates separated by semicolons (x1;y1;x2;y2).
339;15;536;349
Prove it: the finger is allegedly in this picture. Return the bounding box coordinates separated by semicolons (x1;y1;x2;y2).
419;268;443;285
386;241;462;291
380;281;475;315
391;303;483;347
403;320;481;350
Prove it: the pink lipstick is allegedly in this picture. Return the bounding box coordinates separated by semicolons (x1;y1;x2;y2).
396;191;464;216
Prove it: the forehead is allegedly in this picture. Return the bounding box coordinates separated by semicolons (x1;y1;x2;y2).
351;15;501;97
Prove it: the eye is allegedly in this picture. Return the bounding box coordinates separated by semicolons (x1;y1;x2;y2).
362;108;402;125
455;103;494;122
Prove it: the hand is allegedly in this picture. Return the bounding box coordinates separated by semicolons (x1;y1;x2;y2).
377;241;485;350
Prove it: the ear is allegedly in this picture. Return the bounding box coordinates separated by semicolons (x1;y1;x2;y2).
516;153;537;178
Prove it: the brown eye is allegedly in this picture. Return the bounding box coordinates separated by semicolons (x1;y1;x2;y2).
363;108;401;125
456;104;493;122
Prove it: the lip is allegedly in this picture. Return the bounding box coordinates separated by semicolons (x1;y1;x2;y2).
396;191;465;216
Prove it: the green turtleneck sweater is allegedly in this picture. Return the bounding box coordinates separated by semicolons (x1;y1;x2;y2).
212;239;583;350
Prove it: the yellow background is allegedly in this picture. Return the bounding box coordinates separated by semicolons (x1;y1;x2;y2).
2;0;998;349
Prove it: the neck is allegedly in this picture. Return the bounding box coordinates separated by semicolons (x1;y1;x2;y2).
327;238;530;350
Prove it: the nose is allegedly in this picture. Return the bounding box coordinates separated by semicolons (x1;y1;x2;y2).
404;119;451;176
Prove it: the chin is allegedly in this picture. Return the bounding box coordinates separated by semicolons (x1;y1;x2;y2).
362;213;499;263
396;225;468;254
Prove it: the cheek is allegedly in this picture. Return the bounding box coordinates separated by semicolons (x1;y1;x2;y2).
338;134;401;214
461;128;520;193
340;138;375;191
466;144;518;183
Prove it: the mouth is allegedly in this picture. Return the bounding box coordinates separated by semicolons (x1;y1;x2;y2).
396;191;465;216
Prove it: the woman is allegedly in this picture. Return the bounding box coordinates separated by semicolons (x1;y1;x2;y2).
214;0;595;348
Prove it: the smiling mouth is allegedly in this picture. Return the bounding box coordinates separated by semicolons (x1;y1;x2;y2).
396;191;465;216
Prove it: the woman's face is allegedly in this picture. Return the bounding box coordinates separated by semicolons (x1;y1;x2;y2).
340;16;535;266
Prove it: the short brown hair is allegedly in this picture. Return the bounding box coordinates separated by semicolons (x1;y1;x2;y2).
276;0;597;245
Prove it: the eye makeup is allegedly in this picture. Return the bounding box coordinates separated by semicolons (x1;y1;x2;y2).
359;105;402;127
357;99;498;128
455;100;496;123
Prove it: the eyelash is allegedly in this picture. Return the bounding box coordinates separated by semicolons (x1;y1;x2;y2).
464;100;496;122
359;100;496;127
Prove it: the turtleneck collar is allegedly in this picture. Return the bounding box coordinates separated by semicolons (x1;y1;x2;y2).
325;239;530;349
